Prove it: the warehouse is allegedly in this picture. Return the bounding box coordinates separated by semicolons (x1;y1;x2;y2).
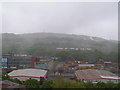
75;69;120;83
8;69;48;83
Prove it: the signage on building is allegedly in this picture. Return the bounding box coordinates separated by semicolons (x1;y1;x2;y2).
1;58;8;69
2;58;8;62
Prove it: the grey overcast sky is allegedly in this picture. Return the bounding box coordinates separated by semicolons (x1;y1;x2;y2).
2;2;118;40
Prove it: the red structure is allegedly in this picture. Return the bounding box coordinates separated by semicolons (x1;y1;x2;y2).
32;57;37;68
31;56;48;68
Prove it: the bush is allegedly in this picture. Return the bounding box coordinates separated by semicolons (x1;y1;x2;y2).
68;81;85;88
84;81;95;88
24;78;40;88
96;82;106;88
2;74;22;85
2;75;11;80
112;83;119;88
53;79;64;88
12;78;22;84
53;78;86;88
105;81;116;88
40;80;53;88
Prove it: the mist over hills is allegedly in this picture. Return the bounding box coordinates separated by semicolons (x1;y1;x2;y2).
1;32;118;54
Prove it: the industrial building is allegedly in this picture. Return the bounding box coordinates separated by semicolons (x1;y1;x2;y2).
32;56;50;70
75;69;120;83
8;69;48;83
63;61;96;73
9;54;32;69
2;53;32;69
1;54;51;70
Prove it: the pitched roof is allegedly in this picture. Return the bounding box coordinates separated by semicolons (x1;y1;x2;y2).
75;69;119;80
8;69;47;78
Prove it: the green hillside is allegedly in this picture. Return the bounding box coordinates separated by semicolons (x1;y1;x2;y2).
1;33;118;63
2;33;118;53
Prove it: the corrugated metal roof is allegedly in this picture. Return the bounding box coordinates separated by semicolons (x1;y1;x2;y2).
100;75;120;79
8;69;47;78
75;69;118;80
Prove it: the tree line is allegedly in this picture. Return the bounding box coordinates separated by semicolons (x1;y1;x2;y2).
2;75;120;89
26;47;118;63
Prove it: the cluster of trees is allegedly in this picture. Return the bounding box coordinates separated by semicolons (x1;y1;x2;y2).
2;75;22;84
55;50;118;63
2;75;120;88
25;46;118;63
24;79;120;88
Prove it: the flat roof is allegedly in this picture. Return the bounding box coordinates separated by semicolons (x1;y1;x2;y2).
104;62;112;63
78;64;94;67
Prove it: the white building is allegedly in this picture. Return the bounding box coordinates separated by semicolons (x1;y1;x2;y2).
56;48;63;50
8;69;48;81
